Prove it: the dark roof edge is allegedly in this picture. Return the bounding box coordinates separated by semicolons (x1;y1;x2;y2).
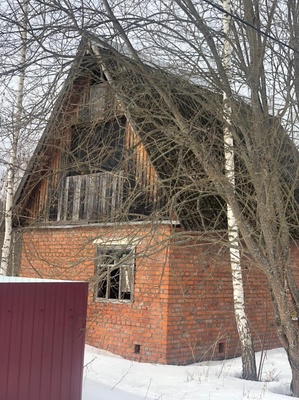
14;38;88;205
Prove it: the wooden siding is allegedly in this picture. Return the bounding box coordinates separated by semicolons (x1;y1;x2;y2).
124;123;163;212
22;120;165;224
77;82;118;124
57;171;124;221
0;281;88;400
18;73;165;225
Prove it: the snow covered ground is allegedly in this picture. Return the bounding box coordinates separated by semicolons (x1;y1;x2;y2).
82;345;293;400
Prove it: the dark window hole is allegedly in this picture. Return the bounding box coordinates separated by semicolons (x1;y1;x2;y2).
134;344;141;354
218;342;225;353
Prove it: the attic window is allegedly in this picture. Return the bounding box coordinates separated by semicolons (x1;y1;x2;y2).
78;80;113;124
89;82;110;120
95;247;135;303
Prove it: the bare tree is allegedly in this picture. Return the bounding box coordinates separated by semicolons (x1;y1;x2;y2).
4;0;299;393
0;0;28;275
222;0;257;380
0;0;80;273
50;0;299;393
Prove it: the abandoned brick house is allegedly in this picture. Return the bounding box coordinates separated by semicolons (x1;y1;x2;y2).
13;39;292;365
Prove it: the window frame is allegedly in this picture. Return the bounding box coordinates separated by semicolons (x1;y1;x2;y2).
94;245;135;304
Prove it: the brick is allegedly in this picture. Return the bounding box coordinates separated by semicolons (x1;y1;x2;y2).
20;224;282;365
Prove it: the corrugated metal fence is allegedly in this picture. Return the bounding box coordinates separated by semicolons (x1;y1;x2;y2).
0;280;88;400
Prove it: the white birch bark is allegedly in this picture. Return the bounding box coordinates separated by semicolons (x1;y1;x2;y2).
0;1;28;275
222;0;257;380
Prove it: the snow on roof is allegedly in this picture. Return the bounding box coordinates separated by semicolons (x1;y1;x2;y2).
0;276;85;283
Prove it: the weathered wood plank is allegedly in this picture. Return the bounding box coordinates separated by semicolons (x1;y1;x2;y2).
72;175;81;220
57;172;125;221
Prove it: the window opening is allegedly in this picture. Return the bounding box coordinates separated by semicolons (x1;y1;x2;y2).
134;344;141;354
89;83;108;120
95;247;135;302
218;342;225;354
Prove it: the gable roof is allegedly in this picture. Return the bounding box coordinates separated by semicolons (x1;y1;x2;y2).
14;38;299;232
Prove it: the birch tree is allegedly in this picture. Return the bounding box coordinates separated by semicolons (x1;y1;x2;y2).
3;0;299;392
107;0;299;394
49;0;299;393
222;0;257;380
0;0;80;274
0;0;28;275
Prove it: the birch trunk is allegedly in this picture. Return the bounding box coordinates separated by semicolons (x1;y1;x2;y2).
0;1;27;275
222;0;257;381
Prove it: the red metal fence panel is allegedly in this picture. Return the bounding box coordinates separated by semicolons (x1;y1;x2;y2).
0;280;88;400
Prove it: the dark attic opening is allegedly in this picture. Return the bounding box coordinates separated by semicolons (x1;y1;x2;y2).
69;117;126;176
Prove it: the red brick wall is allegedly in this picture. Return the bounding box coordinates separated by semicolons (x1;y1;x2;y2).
20;223;282;365
20;224;171;363
166;237;280;364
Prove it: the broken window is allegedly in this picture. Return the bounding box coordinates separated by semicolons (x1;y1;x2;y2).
95;247;135;302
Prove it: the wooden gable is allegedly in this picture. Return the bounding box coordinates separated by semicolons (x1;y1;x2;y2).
15;41;299;234
16;64;165;226
14;44;226;231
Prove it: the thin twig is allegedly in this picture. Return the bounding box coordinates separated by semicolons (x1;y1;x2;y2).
111;363;133;390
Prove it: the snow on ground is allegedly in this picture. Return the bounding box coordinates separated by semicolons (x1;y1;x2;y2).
82;345;294;400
